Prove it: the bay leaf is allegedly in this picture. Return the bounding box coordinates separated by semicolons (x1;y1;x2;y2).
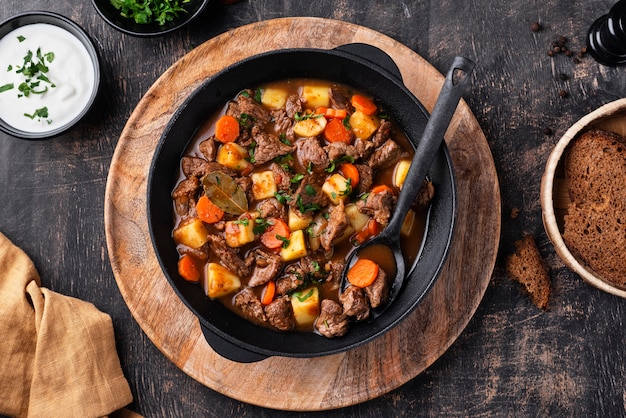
202;171;248;215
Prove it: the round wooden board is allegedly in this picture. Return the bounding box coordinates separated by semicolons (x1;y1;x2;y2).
104;17;500;411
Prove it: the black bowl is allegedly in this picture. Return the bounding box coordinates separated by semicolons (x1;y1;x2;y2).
92;0;209;37
0;11;100;139
148;44;456;362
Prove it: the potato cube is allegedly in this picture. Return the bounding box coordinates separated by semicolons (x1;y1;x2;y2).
280;229;308;261
307;213;328;252
224;212;258;247
290;286;320;327
288;207;312;231
206;262;241;299
293;115;327;138
301;85;330;108
172;218;209;249
216;142;251;172
349;110;379;139
393;159;412;189
261;88;288;109
251;170;277;200
322;173;351;205
401;209;416;236
345;203;370;232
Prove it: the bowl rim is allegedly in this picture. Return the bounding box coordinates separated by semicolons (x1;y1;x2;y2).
91;0;210;37
0;11;101;140
541;97;626;298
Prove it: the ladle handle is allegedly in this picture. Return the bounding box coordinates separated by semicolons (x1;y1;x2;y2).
387;56;475;234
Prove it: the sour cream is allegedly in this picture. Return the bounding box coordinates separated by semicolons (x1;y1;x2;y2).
0;23;96;134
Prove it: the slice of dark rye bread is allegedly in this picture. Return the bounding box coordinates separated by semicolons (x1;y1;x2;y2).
506;235;551;310
563;128;626;288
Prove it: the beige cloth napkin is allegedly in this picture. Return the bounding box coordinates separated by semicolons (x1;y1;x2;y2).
0;232;134;418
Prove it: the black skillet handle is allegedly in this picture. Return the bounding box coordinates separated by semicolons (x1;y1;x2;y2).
200;323;268;363
334;43;403;80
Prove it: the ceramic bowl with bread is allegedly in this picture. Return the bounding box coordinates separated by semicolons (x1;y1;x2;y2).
541;98;626;299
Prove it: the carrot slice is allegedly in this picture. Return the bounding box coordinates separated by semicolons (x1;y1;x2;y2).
260;218;291;249
323;117;353;144
351;94;377;116
347;258;380;288
215;114;240;143
178;254;201;283
352;219;381;245
315;107;348;119
370;184;394;195
196;195;224;224
339;163;360;188
261;280;276;305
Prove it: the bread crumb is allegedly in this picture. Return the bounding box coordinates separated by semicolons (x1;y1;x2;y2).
506;235;551;310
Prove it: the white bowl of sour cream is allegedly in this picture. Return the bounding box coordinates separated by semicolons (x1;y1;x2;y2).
0;11;100;139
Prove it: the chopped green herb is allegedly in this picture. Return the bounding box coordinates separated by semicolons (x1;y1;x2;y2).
290;173;304;184
276;234;290;249
110;0;191;26
254;88;262;103
233;218;250;227
294;111;322;121
274;191;291;205
24;106;49;120
295;288;314;302
0;83;14;93
304;184;316;196
17;35;25;42
279;133;291;146
253;218;272;234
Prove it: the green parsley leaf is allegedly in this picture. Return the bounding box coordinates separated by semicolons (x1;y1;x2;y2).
0;83;14;93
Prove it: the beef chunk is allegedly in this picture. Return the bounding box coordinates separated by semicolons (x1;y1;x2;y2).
339;285;370;321
181;156;210;178
233;288;267;325
355;164;373;194
182;156;238;179
272;109;294;141
353;137;376;160
248;249;284;287
285;94;303;118
371;119;393;148
257;197;286;220
265;296;296;331
270;162;293;191
314;299;349;338
199;137;218;162
289;175;328;217
299;254;330;281
226;90;271;126
206;234;250;277
296;137;329;172
365;268;389;308
324;142;357;162
356;188;396;226
414;180;435;211
320;200;348;251
324;259;345;290
367;138;406;170
171;176;200;216
275;271;304;296
252;126;294;165
329;87;352;111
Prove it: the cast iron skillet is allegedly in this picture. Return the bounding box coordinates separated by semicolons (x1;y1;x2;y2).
148;44;457;362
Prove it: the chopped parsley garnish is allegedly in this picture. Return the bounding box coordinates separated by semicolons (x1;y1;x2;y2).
294;111;322;121
279;133;291;146
290;173;304;184
24;106;50;122
276;234;290;248
233;218;250;227
0;83;14;93
17;35;25;42
304;184;316;196
110;0;191;25
295;288;314;302
274;191;291;205
253;88;262;103
253;218;272;234
296;195;321;214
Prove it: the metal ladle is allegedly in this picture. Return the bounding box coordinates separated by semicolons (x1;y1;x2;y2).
340;56;475;316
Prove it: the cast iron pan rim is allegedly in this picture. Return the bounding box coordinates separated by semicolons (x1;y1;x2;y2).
147;46;456;359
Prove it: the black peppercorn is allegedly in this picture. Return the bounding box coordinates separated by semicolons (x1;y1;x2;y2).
544;127;554;135
559;73;569;81
558;89;568;98
531;22;542;32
